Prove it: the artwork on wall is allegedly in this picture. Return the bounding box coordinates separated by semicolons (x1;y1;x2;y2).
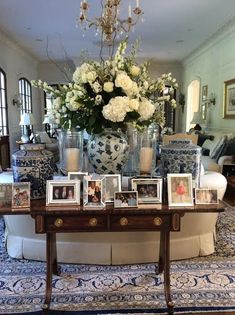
223;78;235;118
202;85;208;101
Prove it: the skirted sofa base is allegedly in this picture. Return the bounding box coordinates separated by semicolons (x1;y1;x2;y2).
3;171;227;264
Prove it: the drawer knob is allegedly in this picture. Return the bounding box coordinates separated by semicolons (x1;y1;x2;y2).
153;217;162;226
89;218;98;227
54;218;63;227
120;217;128;226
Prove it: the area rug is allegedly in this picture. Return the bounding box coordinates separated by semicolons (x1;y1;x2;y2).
0;204;235;314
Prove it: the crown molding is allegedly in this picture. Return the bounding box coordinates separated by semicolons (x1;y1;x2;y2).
183;16;235;66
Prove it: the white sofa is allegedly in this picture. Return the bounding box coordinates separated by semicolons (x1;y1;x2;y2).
200;131;235;172
2;171;227;265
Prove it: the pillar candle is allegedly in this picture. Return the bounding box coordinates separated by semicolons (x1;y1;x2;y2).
139;147;153;174
65;148;80;172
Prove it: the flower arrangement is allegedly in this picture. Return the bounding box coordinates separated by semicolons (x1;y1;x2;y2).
32;41;178;134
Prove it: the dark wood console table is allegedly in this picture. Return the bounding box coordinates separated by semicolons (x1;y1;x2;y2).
1;200;224;314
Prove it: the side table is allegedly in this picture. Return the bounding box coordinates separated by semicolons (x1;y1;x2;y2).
29;200;224;315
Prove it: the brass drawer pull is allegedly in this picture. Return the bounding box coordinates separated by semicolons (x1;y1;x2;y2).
89;218;98;227
120;217;128;226
153;217;162;226
54;218;63;227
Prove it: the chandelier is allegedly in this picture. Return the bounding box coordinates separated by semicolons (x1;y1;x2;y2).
78;0;144;43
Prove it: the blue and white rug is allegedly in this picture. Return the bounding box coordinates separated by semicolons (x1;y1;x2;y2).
0;204;235;314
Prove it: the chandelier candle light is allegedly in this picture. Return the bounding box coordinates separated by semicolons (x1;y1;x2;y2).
79;0;143;43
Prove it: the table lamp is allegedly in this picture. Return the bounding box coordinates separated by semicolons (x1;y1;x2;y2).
19;113;35;143
190;111;204;131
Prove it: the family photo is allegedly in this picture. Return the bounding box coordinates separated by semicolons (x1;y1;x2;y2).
83;179;105;208
114;191;138;208
131;178;162;204
103;174;121;202
12;182;30;208
168;174;193;206
195;189;218;204
52;185;75;200
47;180;80;205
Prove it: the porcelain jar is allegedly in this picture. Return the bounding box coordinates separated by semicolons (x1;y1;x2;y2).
12;143;54;199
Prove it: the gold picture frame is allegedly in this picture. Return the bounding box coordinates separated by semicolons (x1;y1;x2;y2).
223;78;235;118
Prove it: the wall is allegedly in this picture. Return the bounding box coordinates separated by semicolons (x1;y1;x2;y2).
0;30;42;155
182;19;235;133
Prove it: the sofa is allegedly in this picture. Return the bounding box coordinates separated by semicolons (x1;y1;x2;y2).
2;170;227;265
198;131;235;173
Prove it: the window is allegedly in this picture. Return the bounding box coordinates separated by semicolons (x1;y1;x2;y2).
44;84;59;137
0;68;9;135
19;78;33;136
19;78;32;114
186;80;200;131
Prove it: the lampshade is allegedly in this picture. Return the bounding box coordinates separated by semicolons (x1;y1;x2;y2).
42;114;50;124
190;111;204;125
19;113;35;126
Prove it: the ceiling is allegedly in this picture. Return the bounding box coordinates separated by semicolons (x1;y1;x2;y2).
0;0;235;63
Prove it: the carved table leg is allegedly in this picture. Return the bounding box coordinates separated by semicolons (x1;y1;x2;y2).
42;232;58;313
163;231;174;314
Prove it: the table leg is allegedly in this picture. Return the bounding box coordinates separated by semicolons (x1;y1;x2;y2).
157;230;174;314
42;232;59;314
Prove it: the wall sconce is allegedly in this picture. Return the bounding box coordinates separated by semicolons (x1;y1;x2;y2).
12;94;23;107
203;92;216;106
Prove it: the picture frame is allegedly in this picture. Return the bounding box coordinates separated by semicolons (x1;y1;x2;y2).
223;78;235;118
131;177;162;204
102;174;121;202
12;182;30;209
167;173;193;207
202;85;208;101
46;180;80;206
68;171;88;192
114;191;138;208
0;183;12;208
83;176;105;209
195;188;218;204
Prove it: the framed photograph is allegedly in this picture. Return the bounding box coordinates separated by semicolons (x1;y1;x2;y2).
114;191;138;208
103;174;121;202
167;173;193;207
131;177;162;204
195;188;218;204
68;171;88;192
83;177;105;209
12;182;30;209
223;78;235;118
0;184;12;208
202;85;208;101
46;180;80;206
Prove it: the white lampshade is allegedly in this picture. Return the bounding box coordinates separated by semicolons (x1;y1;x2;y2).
190;111;204;125
19;113;35;126
42;114;50;124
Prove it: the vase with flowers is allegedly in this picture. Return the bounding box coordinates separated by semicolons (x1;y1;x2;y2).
32;40;178;174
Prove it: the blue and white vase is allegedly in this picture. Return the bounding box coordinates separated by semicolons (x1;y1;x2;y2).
12;143;54;199
87;129;129;174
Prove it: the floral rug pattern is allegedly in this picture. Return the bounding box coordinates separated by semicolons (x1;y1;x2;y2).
0;204;235;314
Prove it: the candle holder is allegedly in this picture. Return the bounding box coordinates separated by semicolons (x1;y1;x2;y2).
58;130;84;175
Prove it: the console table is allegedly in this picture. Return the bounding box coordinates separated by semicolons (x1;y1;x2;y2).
1;200;224;314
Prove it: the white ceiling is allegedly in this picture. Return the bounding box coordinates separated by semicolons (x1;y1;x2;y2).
0;0;235;62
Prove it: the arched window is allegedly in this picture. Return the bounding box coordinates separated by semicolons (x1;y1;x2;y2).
0;68;9;135
186;80;200;131
19;78;32;114
19;78;33;137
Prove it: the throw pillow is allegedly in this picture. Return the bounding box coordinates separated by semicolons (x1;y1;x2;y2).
210;136;227;159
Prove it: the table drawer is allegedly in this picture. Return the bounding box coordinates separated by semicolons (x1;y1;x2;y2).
45;215;107;232
110;214;171;231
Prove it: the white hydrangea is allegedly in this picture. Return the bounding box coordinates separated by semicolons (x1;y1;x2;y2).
92;81;102;93
115;72;133;92
73;63;97;84
128;98;139;111
102;96;129;122
103;82;114;93
138;98;155;121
